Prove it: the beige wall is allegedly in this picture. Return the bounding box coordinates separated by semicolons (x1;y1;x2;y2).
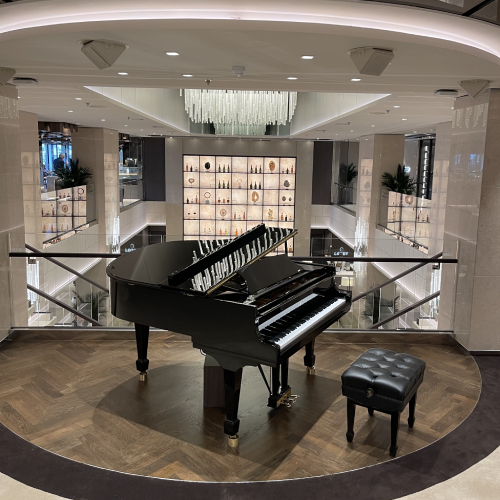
165;138;314;255
440;90;500;350
0;86;28;337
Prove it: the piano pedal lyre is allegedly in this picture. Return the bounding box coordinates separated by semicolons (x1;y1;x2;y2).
139;371;148;382
306;366;316;376
228;434;239;448
284;394;299;407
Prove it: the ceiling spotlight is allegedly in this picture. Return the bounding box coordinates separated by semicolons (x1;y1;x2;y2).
68;110;73;113
124;125;128;127
301;55;314;60
166;52;179;56
351;78;361;82
288;77;298;80
17;96;21;99
101;119;106;121
183;74;193;78
118;72;128;75
393;105;400;108
170;136;173;138
402;118;407;121
371;125;375;127
75;97;82;101
350;130;354;132
316;137;319;140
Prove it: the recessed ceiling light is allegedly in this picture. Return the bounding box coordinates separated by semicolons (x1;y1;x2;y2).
350;130;354;132
118;72;128;75
170;136;173;138
17;96;21;99
101;119;106;122
166;52;179;56
316;137;319;140
68;110;74;113
288;77;297;80
413;130;418;133
301;55;314;60
183;74;193;77
402;118;407;121
351;78;361;82
371;125;375;127
451;107;454;109
124;125;128;127
393;105;400;108
75;97;82;101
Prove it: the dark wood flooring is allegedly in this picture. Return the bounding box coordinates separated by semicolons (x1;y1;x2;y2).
0;332;480;482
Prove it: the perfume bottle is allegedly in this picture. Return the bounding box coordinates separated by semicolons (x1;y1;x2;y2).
220;228;222;235
234;212;236;220
218;197;221;203
227;180;230;188
289;245;292;252
235;229;239;236
285;215;287;221
427;215;429;222
43;224;46;232
243;212;246;220
225;228;228;235
195;195;198;203
228;166;230;173
51;205;55;216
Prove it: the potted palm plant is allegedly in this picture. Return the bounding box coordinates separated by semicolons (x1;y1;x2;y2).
339;163;358;205
55;158;93;189
381;164;416;194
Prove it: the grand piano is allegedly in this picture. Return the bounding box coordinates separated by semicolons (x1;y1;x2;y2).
107;224;351;446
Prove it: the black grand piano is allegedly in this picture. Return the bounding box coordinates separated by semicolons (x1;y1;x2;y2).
107;224;351;446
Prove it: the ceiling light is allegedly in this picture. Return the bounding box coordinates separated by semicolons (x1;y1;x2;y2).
350;130;354;132
414;131;418;133
316;137;319;140
402;118;407;121
393;105;400;108
166;52;179;56
118;72;128;75
371;125;375;127
183;74;193;77
170;136;173;138
351;78;361;82
75;97;82;100
140;129;143;131
301;55;314;60
68;110;73;113
101;119;106;122
124;125;128;127
17;96;20;99
287;77;297;80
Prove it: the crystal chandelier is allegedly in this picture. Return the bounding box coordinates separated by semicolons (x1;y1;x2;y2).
183;89;297;130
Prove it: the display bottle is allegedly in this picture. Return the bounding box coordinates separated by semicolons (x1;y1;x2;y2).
249;182;253;189
235;228;238;236
234;213;236;220
187;196;189;203
227;166;230;173
43;224;46;232
52;206;55;216
417;213;420;222
220;228;222;235
289;245;292;252
190;166;193;172
218;165;221;172
223;198;225;204
222;181;225;189
227;180;230;188
186;164;188;171
291;166;294;174
427;215;429;222
259;182;261;189
41;208;44;216
243;212;246;220
225;228;227;235
259;166;262;174
218;180;221;188
286;168;289;174
281;213;284;221
66;224;69;231
50;224;53;232
250;166;253;173
218;196;221;203
195;195;198;203
285;215;287;221
223;165;226;173
61;224;64;231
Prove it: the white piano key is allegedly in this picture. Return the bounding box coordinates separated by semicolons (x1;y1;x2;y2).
263;234;268;249
198;240;204;255
257;239;262;254
192;250;198;262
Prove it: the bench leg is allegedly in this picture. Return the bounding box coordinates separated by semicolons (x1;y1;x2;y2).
346;398;356;442
368;408;374;417
408;392;417;428
390;411;400;457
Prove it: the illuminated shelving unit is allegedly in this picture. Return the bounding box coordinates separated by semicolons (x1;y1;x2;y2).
183;155;296;254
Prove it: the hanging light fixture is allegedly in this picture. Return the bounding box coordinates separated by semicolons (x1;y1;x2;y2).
183;90;297;131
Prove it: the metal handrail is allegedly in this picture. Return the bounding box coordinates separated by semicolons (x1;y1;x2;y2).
370;291;440;330
352;252;443;303
25;244;109;293
10;252;120;258
292;256;456;263
27;284;101;327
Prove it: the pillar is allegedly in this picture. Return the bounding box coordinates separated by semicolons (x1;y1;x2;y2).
72;128;120;252
440;89;500;350
0;86;28;337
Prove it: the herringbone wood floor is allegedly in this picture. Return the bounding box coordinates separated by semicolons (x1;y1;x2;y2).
0;333;480;482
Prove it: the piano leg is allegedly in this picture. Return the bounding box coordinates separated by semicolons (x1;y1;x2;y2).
268;363;292;408
223;367;243;447
304;340;316;376
135;323;149;382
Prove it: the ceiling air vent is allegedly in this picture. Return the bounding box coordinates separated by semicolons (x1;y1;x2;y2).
434;89;459;97
13;77;38;86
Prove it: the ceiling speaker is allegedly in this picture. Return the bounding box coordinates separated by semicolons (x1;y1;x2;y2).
0;67;16;86
81;40;127;70
459;80;490;98
348;47;394;76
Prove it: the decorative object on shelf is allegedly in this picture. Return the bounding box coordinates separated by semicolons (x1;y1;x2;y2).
291;166;294;174
220;209;227;219
282;196;286;202
62;204;69;214
223;165;226;173
250;166;253;173
188;177;195;185
268;209;273;220
190;166;193;172
186;164;189;171
249;182;253;189
204;162;211;170
251;191;259;203
269;161;276;172
284;180;290;188
258;182;261;189
183;89;297;128
237;179;242;189
364;181;370;189
289;196;292;202
259;166;262;174
381;164;416;194
404;195;414;205
204;192;211;204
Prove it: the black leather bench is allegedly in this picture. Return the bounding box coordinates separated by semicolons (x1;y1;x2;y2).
341;348;426;457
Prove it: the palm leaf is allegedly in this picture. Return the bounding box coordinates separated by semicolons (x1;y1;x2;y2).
55;158;93;189
381;164;416;195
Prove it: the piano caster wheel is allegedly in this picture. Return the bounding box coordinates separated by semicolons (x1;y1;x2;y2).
306;366;316;376
228;434;239;448
139;372;148;382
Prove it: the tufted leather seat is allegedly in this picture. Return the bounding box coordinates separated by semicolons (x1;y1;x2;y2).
341;348;426;457
341;348;426;412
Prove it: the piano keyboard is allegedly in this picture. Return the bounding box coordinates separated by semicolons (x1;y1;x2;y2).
258;295;345;350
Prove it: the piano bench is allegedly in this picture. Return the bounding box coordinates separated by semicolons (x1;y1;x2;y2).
341;348;426;457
